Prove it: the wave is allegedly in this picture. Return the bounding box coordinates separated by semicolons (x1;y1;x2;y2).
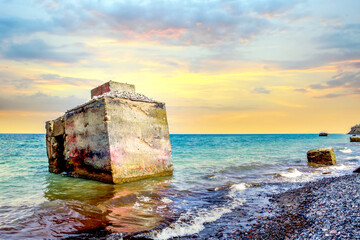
144;185;246;239
278;168;303;178
339;147;352;153
344;156;360;161
161;197;173;204
230;182;248;191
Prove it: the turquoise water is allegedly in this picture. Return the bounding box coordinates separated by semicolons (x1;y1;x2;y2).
0;134;359;239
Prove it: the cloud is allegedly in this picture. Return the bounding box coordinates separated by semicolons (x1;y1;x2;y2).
309;83;328;89
318;24;360;50
242;0;302;17
0;0;301;46
294;88;307;92
0;92;85;112
310;71;360;90
40;74;102;86
0;70;34;89
0;16;49;40
310;70;360;98
2;39;90;63
262;21;360;70
314;93;346;99
0;70;102;89
78;0;272;45
326;71;360;88
252;87;271;94
168;105;256;112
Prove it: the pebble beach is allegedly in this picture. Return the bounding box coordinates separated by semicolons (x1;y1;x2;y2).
220;173;360;240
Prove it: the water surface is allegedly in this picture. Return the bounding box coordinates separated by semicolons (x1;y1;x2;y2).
0;134;359;239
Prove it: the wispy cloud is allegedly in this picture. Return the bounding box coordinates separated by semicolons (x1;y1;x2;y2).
310;69;360;98
294;88;307;92
2;39;91;63
318;24;360;50
0;92;85;112
0;70;34;89
0;0;303;46
39;74;102;86
252;87;271;94
314;93;346;99
0;70;102;90
0;16;50;40
310;71;360;90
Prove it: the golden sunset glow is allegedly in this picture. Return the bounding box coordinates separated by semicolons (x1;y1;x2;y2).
0;0;359;133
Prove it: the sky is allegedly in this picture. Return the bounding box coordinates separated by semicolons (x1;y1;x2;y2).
0;0;359;134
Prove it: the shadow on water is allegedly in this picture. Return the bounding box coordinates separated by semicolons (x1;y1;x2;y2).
4;174;174;239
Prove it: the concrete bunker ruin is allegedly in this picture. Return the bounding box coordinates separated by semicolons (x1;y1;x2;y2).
46;81;173;184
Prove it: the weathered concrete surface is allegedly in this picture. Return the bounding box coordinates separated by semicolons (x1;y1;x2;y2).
46;81;173;184
91;81;135;98
64;98;113;183
350;136;360;142
307;147;336;166
105;98;172;184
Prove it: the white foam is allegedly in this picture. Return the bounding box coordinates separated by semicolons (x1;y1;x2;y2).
145;188;245;239
137;196;151;202
230;182;247;191
333;164;346;170
161;197;173;204
339;147;352;153
279;168;302;178
344;156;360;160
151;207;231;239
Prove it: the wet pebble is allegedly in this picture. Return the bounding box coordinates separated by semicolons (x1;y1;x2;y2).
230;174;360;240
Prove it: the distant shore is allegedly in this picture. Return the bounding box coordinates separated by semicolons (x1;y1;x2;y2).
226;173;360;239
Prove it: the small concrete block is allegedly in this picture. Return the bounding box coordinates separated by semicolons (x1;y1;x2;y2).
307;147;336;166
91;81;135;98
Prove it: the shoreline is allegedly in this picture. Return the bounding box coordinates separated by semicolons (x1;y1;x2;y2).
224;173;360;240
63;172;360;239
112;172;360;239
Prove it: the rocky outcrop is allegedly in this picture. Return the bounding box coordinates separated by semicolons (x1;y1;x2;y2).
353;166;360;173
350;136;360;142
46;81;173;184
307;147;336;166
348;124;360;135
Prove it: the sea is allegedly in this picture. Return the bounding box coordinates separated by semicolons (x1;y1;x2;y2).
0;134;359;239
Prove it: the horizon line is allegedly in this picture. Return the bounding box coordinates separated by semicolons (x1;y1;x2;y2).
0;132;349;135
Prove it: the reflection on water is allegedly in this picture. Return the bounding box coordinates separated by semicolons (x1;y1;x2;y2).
4;174;174;239
45;174;174;237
